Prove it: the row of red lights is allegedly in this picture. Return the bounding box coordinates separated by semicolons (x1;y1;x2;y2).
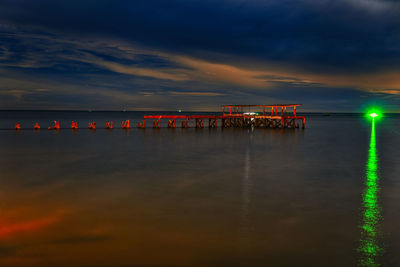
14;120;131;130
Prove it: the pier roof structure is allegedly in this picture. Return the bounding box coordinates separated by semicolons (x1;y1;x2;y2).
221;104;302;117
221;104;302;108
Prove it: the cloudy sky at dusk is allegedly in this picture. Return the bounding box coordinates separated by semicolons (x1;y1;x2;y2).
0;0;399;112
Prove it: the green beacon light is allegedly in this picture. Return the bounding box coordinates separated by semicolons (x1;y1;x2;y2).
369;113;378;118
366;107;383;121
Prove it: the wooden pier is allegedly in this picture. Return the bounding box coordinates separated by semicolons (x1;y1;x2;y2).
13;104;305;130
138;104;305;129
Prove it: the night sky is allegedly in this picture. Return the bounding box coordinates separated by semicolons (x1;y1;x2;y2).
0;0;399;112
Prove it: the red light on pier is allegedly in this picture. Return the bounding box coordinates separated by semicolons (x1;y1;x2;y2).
88;122;96;130
122;120;130;129
48;121;60;130
71;121;79;129
106;121;114;129
137;120;146;128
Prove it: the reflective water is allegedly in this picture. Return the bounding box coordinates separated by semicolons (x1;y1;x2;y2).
0;111;399;267
359;118;382;266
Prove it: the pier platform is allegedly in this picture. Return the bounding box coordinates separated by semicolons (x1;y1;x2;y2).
138;104;305;129
12;104;305;130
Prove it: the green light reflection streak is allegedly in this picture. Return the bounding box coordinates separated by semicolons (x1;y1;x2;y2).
359;118;383;266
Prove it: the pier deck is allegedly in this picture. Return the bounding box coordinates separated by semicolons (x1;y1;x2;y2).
13;104;306;130
138;104;305;129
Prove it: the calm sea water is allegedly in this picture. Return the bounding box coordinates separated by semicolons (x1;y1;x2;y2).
0;111;399;267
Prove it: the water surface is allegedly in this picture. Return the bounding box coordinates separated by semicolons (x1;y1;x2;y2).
1;111;399;266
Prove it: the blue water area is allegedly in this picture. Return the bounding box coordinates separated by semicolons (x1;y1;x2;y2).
0;111;399;266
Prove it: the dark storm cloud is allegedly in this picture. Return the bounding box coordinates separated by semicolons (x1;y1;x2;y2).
1;0;400;74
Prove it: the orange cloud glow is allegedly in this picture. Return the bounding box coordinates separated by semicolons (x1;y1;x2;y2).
0;213;63;239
